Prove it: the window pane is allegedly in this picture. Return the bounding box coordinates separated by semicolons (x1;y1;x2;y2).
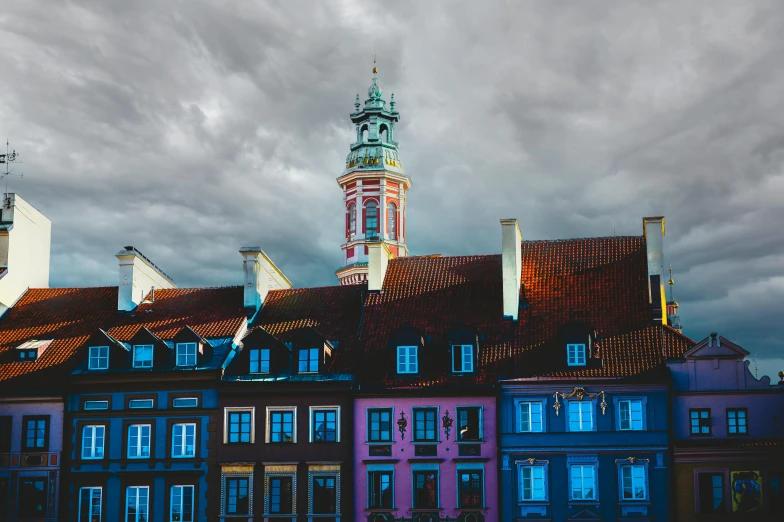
413;471;438;509
414;408;437;441
133;345;153;368
369;471;393;509
313;476;337;514
125;486;149;522
226;478;250;515
271;411;294;442
171;485;194;522
79;487;102;522
18;478;47;517
458;471;483;508
269;477;293;514
457;407;481;441
368;409;392;442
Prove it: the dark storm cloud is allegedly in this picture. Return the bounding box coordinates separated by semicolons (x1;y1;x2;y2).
1;0;782;377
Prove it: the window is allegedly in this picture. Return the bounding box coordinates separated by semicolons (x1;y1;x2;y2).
567;344;587;366
698;473;725;513
520;465;547;501
18;349;37;361
81;425;105;459
311;407;338;442
413;470;439;509
125;486;149;522
413;408;438;442
0;416;12;453
249;348;270;373
132;345;153;368
312;476;337;515
88;346;109;370
519;401;544;433
368;471;393;509
727;408;747;435
267;408;296;443
176;343;197;367
458;470;483;508
84;400;109;411
225;408;254;444
172;397;198;408
397;345;418;374
128;399;154;409
18;477;47;518
568;401;594;432
348;203;356;237
78;487;102;522
570;465;597;500
170;485;194;522
690;409;711;435
298;348;319;373
620;465;647;500
225;477;250;515
172;423;196;458
365;201;378;238
368;408;393;442
618;399;644;431
128;424;151;458
23;416;49;451
452;344;474;373
387;202;396;239
457;407;481;441
269;476;293;515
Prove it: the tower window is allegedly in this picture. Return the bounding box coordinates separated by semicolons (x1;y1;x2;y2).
387;202;397;240
365;201;378;239
347;203;356;237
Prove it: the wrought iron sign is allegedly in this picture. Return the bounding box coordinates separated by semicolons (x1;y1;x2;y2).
397;411;408;440
552;387;607;416
442;409;454;440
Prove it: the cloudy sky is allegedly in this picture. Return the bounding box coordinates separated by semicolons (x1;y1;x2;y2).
2;0;782;378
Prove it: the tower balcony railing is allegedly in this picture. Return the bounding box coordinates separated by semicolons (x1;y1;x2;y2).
0;451;61;469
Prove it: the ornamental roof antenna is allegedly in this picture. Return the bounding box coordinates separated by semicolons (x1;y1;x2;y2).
335;59;411;286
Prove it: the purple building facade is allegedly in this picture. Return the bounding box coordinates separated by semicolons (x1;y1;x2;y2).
668;333;784;521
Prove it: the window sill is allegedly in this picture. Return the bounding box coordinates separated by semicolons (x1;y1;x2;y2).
410;508;442;512
366;441;396;445
457;507;487;511
365;508;397;512
455;440;484;444
411;441;440;445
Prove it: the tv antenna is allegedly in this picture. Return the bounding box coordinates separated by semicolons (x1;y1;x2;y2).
0;140;23;203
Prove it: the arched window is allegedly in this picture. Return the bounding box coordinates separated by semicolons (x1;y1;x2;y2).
347;203;356;238
387;202;397;239
361;124;369;143
365;201;378;239
379;124;389;142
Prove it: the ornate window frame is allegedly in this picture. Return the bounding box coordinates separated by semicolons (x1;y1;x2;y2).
516;458;549;503
615;458;650;502
220;463;254;516
613;396;647;431
307;463;341;518
263;463;297;517
565;399;597;432
567;454;599;502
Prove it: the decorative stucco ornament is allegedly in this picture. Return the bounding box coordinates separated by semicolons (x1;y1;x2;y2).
552;387;608;416
442;409;454;440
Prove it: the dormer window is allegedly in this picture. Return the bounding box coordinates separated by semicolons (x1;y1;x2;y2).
18;349;37;361
298;348;319;373
88;346;109;370
176;343;197;367
567;344;587;366
15;340;51;362
397;346;418;374
452;344;474;373
249;348;270;373
132;345;153;369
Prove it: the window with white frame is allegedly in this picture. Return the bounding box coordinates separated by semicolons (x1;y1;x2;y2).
298;348;319;373
452;344;474;373
568;401;594;432
249;348;270;373
172;423;196;458
125;486;149;522
84;400;109;411
397;346;418;374
88;346;109;370
266;407;297;443
617;399;644;431
519;463;547;501
619;464;648;500
311;407;339;442
78;487;102;522
132;345;153;368
567;343;587;366
81;425;105;459
172;397;198;408
518;401;544;433
128;398;154;409
176;343;197;367
170;485;194;522
308;464;340;517
224;408;255;444
367;467;394;509
570;464;597;500
128;424;151;458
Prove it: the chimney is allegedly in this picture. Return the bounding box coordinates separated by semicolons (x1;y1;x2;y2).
116;246;176;311
643;217;666;324
240;247;292;311
367;241;393;292
501;219;522;320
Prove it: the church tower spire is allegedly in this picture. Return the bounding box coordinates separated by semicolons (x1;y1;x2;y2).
336;62;411;285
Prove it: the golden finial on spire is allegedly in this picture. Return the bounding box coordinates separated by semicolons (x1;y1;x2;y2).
373;47;378;74
668;264;674;286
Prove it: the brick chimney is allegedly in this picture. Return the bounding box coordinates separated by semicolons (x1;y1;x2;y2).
501;218;522;320
643;217;666;324
240;247;292;311
116;246;176;312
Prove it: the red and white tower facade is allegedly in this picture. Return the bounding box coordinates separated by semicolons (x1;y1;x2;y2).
336;65;411;285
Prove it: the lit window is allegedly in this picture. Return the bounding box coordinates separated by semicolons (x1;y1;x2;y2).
249;348;270;373
128;399;154;409
387;202;397;240
312;475;337;515
225;408;254;444
78;487;102;522
311;408;339;442
520;465;547;501
23;416;49;450
268;408;296;443
620;465;647;500
18;478;47;518
567;344;586;366
81;425;105;459
127;424;151;458
519;401;544;433
132;345;153;368
690;409;711;435
570;465;597;500
457;407;481;441
84;400;109;411
269;476;294;515
225;477;250;515
397;346;418;374
452;345;474;373
298;348;319;373
458;470;483;508
367;408;393;442
125;486;149;522
172;423;196;458
697;473;725;513
413;408;438;442
568;402;594;432
365;201;378;238
368;470;393;508
618;399;644;431
727;409;747;435
176;343;197;367
413;470;439;509
88;346;109;370
170;485;194;522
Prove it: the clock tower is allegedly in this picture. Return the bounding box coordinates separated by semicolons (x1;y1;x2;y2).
336;64;411;285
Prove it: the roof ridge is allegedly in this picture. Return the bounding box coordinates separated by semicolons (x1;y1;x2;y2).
523;235;642;244
661;323;697;343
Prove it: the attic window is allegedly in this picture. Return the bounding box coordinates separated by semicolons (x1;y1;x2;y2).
452;345;474;373
88;346;109;370
249;348;270;373
15;340;52;362
18;349;37;362
176;343;197;367
133;345;153;369
298;348;319;373
397;346;418;374
567;344;587;366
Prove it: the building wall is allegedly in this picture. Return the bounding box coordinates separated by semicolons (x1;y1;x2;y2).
354;394;498;522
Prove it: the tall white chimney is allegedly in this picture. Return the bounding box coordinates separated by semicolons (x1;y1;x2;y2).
643;216;666;324
501;218;522;320
367;241;394;292
116;246;176;312
240;247;292;311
